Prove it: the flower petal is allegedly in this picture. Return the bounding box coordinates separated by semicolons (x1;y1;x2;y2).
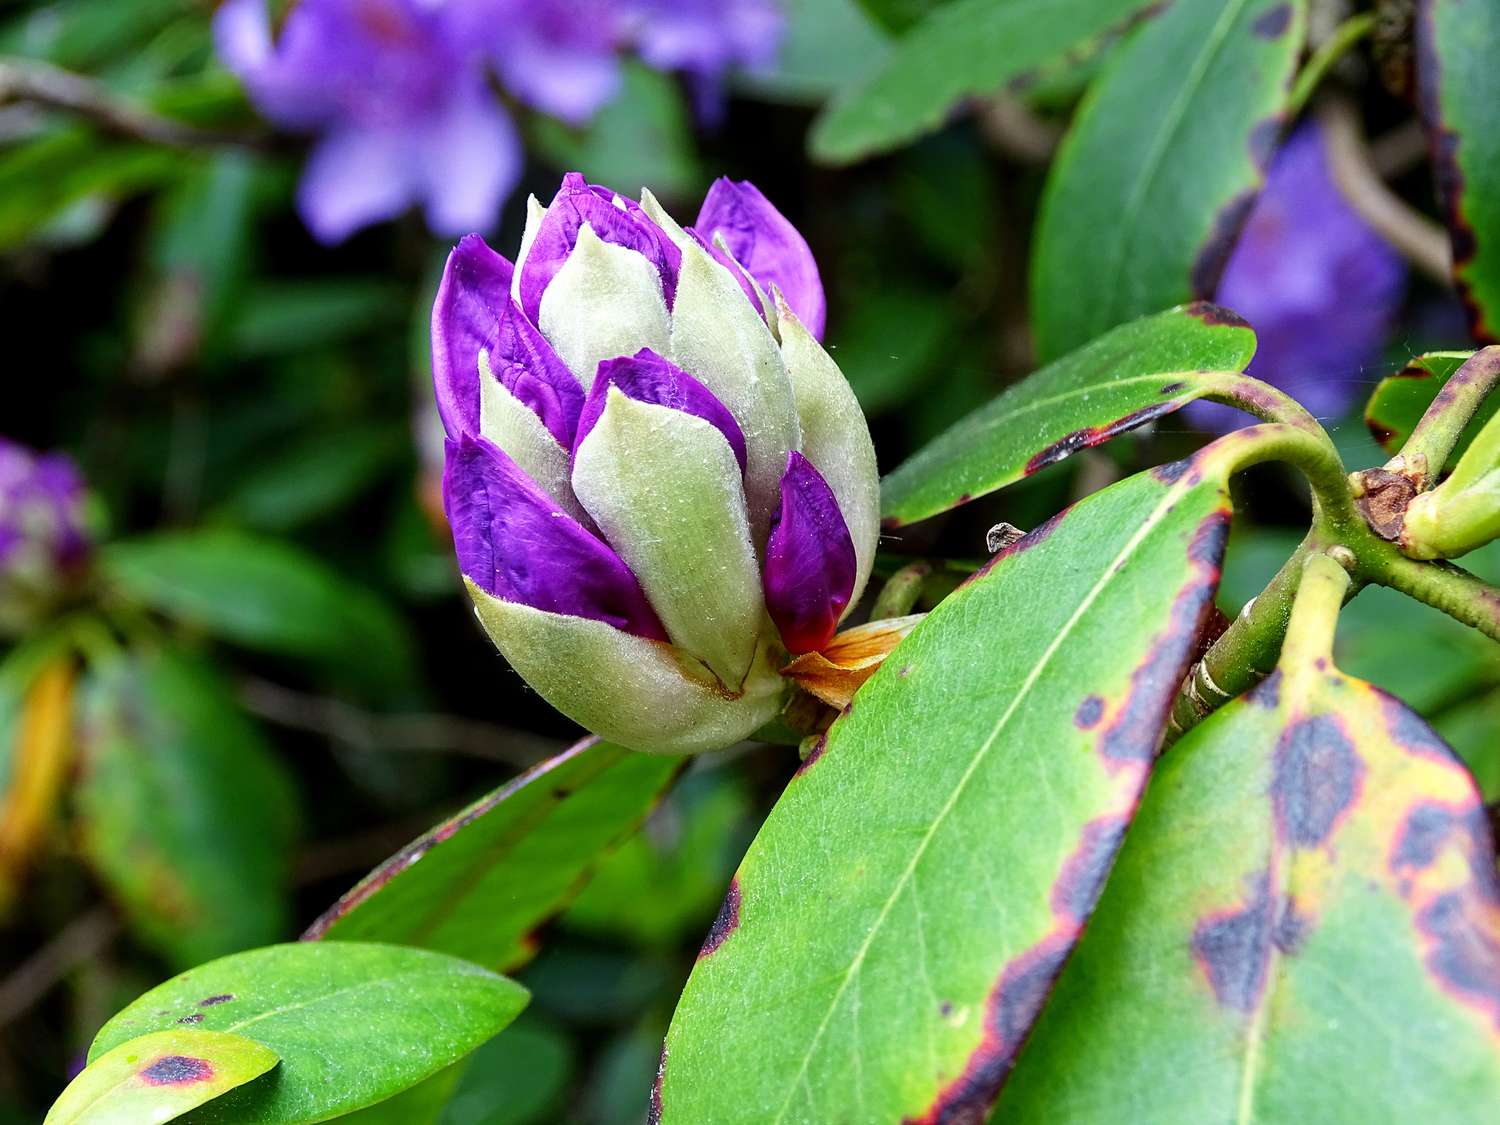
695;177;825;339
432;234;515;439
477;357;590;524
537;223;672;388
443;434;664;639
777;298;880;612
415;88;521;237
576;348;747;474
572;388;764;687
764;451;857;655
297;127;420;245
488;299;584;447
467;582;785;754
644;193;801;547
518;172;680;322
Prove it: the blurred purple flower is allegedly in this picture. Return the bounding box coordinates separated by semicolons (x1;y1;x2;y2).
216;0;783;244
1189;120;1408;431
0;439;92;635
429;173;876;754
215;0;519;244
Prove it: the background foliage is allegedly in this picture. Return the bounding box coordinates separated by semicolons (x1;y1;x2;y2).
2;0;1496;1121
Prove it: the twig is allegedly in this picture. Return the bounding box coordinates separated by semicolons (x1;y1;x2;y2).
0;56;250;149
0;906;118;1030
1318;95;1451;287
238;677;562;767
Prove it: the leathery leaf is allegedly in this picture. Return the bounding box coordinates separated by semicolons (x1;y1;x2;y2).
995;556;1500;1121
656;450;1234;1123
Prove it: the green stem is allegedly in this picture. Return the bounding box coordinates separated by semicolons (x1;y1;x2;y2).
869;562;933;620
1373;552;1500;644
1286;12;1376;118
1279;552;1353;670
1396;346;1500;487
1200;372;1328;435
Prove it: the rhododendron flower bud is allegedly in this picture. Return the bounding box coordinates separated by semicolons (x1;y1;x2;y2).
0;440;92;636
433;174;876;754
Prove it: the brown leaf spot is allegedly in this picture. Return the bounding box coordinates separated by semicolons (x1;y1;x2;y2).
1191;192;1259;299
1181;301;1250;329
1270;715;1365;848
1051;816;1128;924
697;879;741;959
1252;3;1292;38
1192;870;1274;1012
140;1056;214;1086
175;1013;204;1025
1074;695;1105;730
199;994;235;1007
1022;404;1176;477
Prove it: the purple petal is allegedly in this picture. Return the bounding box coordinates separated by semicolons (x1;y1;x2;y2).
1192;119;1407;432
297;126;420;245
491;0;623;124
415;88;521;236
686;226;766;323
488;300;585;447
763;451;856;655
432;234;516;439
517;172;681;322
575;348;747;473
695;178;824;339
443;434;666;639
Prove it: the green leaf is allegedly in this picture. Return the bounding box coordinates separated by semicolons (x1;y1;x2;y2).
225;282;405;359
439;1022;575;1125
994;623;1500;1118
46;1029;278;1125
214;424;405;532
855;0;949;33
738;0;891;106
330;1064;465;1125
563;769;753;948
89;943;528;1125
73;648;297;968
658;456;1234;1122
879;303;1256;526
1030;0;1304;360
305;739;681;971
99;531;416;695
1419;0;1500;341
1364;351;1483;462
809;0;1156;165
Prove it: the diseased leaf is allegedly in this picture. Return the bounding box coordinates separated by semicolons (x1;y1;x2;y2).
1030;0;1304;360
99;531;416;695
995;610;1500;1119
810;0;1157;165
658;452;1235;1123
1365;351;1484;461
46;1029;278;1125
73;649;298;969
305;738;681;971
89;943;528;1125
880;304;1256;526
1418;0;1500;341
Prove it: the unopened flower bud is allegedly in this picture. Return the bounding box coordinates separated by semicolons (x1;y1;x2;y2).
0;440;92;636
433;174;877;753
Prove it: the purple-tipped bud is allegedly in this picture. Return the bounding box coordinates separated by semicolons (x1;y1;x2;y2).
433;234;515;439
518;173;682;322
0;440;93;636
488;299;585;448
764;452;857;655
695;178;825;340
576;349;748;473
444;434;666;640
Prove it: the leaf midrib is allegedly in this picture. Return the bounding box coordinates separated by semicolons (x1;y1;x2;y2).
768;473;1202;1123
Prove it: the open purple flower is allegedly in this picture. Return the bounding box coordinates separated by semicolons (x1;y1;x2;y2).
0;439;93;636
1190;120;1408;431
433;173;874;753
216;0;785;243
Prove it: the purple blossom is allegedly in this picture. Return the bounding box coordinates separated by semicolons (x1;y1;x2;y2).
1190;120;1408;431
431;174;872;750
215;0;519;244
216;0;784;243
0;439;92;634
